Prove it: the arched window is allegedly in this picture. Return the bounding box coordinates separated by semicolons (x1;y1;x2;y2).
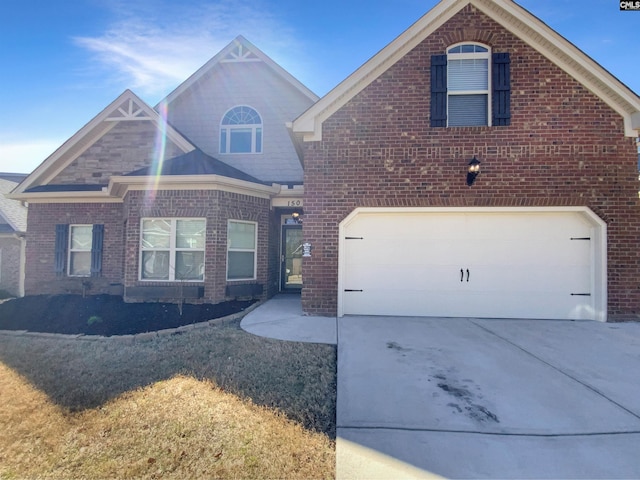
220;106;263;154
446;43;490;126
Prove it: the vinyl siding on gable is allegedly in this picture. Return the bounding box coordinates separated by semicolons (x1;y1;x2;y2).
165;61;314;183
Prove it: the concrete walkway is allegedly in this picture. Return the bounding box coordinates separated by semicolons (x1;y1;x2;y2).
241;294;337;345
241;297;640;479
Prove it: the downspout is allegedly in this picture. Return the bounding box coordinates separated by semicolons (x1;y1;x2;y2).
17;232;25;297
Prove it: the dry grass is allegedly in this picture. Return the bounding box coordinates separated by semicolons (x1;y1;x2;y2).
0;320;336;479
0;365;334;479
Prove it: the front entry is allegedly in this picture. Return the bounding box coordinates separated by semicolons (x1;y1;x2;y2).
281;225;303;291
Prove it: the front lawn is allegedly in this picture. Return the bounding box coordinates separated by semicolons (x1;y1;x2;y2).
0;297;336;479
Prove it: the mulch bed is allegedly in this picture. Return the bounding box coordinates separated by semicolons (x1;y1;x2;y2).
0;295;256;337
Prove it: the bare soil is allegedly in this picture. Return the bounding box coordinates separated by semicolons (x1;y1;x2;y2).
0;294;255;337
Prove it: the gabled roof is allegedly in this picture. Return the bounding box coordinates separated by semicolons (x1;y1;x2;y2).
160;35;318;107
0;179;27;233
126;149;266;185
12;90;195;196
292;0;640;140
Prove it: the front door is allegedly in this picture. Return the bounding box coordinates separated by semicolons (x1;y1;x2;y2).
281;225;303;291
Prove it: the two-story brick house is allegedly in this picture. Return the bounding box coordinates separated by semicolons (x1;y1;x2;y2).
291;0;640;321
10;0;640;322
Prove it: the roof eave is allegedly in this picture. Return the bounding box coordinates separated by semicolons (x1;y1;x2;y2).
7;189;118;204
292;0;462;141
108;175;281;199
472;0;640;137
160;36;319;108
14;90;195;196
9;175;283;203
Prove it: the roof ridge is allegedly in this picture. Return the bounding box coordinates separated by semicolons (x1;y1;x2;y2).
158;35;318;108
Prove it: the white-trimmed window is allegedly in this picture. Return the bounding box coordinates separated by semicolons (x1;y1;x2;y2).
68;225;93;276
447;43;490;126
140;218;205;281
227;220;257;280
220;106;263;154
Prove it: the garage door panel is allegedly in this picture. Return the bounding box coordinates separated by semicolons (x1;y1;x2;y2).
344;290;474;318
346;240;464;265
341;210;600;320
472;265;591;294
345;264;460;291
344;289;596;320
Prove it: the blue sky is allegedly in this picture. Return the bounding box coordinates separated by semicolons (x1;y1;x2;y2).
0;0;638;174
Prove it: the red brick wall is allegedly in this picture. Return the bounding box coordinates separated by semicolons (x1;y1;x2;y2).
50;122;185;184
25;202;125;295
25;190;274;304
123;189;271;303
301;5;640;318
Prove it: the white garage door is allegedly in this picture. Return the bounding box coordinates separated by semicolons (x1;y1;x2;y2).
340;208;606;320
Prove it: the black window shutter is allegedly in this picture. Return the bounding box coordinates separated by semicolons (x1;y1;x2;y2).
54;224;68;276
492;52;511;126
430;54;447;127
91;224;104;277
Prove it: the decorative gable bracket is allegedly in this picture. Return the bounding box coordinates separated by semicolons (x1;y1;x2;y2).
105;99;153;122
221;41;261;63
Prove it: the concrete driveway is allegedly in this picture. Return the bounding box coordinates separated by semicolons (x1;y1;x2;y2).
337;316;640;479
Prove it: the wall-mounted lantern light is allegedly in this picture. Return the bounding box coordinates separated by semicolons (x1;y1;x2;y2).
466;156;481;186
285;212;302;225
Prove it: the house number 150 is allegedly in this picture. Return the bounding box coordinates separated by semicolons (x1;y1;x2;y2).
287;200;303;207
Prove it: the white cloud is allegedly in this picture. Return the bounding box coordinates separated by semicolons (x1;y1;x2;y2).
73;0;300;98
0;140;61;174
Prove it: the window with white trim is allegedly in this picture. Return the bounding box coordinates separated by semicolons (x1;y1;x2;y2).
140;218;205;281
447;43;490;126
227;220;257;280
220;106;263;154
68;225;93;276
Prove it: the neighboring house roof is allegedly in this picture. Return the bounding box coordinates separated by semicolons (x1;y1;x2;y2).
23;184;105;193
12;90;196;197
160;35;318;108
292;0;640;141
0;178;27;233
0;173;28;183
126;149;267;185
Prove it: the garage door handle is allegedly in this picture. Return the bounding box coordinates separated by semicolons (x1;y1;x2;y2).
460;269;464;282
466;269;470;282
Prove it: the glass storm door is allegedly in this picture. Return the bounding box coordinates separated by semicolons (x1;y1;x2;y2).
281;225;303;291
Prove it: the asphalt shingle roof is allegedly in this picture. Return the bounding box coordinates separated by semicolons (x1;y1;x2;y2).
0;178;27;232
125;149;267;185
